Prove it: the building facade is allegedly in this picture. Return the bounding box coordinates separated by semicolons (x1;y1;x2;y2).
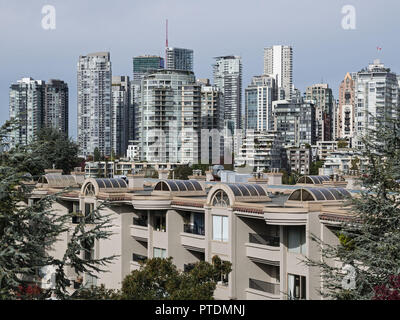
9;78;45;147
30;173;355;300
235;130;285;173
245;75;276;131
44;79;69;136
287;148;312;175
213;56;242;130
273;99;316;147
337;73;356;141
77;52;112;158
353;59;399;149
112;76;131;157
263;45;293;100
305;84;334;142
165;47;193;71
132;55;164;85
136;69;196;163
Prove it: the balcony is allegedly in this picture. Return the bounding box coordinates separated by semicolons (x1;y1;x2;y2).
249;234;279;247
183;223;205;236
133;217;147;227
246;234;280;265
130;224;149;242
130;253;147;272
180;226;206;253
246;279;280;300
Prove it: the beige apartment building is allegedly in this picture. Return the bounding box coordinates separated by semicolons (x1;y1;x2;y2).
29;170;355;300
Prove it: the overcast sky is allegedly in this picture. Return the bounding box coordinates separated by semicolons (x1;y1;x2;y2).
0;0;399;139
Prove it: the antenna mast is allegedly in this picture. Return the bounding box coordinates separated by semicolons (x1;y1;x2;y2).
165;19;168;68
166;19;169;48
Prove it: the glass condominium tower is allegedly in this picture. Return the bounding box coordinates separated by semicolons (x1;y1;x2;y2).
165;47;194;71
77;52;112;158
136;69;196;163
132;55;164;85
213;55;242;130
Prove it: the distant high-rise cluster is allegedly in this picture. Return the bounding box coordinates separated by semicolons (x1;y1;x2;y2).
9;77;68;147
7;40;400;173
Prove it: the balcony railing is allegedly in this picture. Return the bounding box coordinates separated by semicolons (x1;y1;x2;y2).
133;217;147;227
132;253;147;263
183;224;205;236
249;233;280;247
249;278;280;295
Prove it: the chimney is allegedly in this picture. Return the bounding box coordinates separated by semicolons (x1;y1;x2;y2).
158;169;170;180
44;169;63;175
71;169;85;185
266;168;283;186
127;173;145;190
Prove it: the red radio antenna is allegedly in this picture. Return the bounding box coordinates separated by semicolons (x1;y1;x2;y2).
166;19;169;48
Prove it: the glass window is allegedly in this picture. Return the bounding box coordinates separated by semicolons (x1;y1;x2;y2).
153;247;166;259
287;226;306;254
212;215;228;242
288;274;306;300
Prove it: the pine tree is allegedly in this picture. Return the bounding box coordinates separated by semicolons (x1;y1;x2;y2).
307;113;400;300
0;122;117;299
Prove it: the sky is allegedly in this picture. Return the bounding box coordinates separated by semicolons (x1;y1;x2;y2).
0;0;399;139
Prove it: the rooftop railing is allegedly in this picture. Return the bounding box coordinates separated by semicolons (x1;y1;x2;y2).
183;224;205;236
249;278;280;295
132;253;147;263
249;233;280;247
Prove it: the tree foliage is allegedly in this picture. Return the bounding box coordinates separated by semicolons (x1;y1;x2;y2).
0;127;80;177
0;122;116;300
120;256;232;300
168;165;193;180
307;112;400;300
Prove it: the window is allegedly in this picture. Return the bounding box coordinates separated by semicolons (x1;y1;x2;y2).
288;274;306;300
287;226;306;254
212;215;228;242
153;247;166;259
211;190;230;207
154;212;166;232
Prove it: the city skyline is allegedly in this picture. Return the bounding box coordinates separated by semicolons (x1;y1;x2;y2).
0;0;398;139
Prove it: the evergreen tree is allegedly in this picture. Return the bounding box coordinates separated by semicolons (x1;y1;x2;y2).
0;127;80;177
0;122;117;299
307;113;400;299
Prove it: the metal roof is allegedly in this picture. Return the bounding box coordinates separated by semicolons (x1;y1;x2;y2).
297;175;331;184
39;174;77;188
94;178;128;189
288;187;352;202
154;179;204;192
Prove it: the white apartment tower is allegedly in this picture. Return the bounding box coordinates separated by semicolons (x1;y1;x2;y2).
77;52;112;158
264;45;293;100
9;78;45;147
213;56;242;130
353;59;399;149
136;69;196;163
